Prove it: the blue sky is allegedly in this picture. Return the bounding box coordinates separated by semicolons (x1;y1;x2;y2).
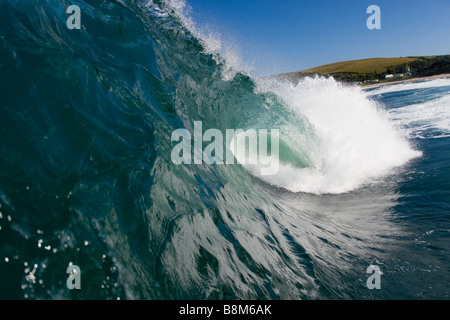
186;0;450;76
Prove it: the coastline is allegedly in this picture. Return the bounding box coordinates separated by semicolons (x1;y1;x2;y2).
361;73;450;88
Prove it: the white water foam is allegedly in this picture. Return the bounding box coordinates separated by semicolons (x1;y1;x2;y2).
389;94;450;139
251;76;422;194
364;78;450;139
365;78;450;96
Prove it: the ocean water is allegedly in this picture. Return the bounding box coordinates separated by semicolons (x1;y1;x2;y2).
0;0;449;300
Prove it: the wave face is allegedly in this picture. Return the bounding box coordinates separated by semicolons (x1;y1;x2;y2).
1;0;450;300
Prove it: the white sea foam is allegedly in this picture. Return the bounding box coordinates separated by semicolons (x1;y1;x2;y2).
364;78;450;139
388;94;450;139
251;77;422;194
365;78;450;96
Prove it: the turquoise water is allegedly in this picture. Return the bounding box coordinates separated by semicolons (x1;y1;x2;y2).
0;0;449;299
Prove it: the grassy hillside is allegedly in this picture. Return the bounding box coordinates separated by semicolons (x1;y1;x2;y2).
301;57;417;74
279;55;450;83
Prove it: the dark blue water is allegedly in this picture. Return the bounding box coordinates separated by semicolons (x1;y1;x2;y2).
0;0;449;300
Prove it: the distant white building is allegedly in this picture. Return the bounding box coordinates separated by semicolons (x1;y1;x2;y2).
386;74;394;79
405;66;412;76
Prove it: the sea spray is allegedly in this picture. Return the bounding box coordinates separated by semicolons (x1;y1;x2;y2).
254;76;422;194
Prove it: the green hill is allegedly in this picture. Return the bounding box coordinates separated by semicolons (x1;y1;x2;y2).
279;55;450;83
301;57;417;74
